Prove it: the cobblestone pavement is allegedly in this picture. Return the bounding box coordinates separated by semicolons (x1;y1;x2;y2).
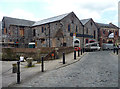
2;51;86;87
13;51;118;87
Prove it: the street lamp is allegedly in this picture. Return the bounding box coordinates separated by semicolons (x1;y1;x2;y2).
60;22;64;47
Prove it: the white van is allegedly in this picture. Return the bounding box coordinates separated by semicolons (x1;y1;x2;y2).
85;42;101;51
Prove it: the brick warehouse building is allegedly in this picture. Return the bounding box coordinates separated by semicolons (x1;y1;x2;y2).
96;22;119;47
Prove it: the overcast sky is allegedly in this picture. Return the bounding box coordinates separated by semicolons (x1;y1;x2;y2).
0;0;119;26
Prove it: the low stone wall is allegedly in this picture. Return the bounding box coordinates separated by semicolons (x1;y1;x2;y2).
2;47;74;61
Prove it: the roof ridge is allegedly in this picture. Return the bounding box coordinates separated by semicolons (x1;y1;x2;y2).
80;18;92;25
32;12;72;26
3;16;35;22
39;12;71;22
81;18;92;21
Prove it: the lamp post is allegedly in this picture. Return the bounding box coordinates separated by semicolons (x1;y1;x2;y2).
60;22;64;46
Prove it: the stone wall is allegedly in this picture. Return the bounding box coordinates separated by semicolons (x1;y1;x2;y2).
2;47;74;61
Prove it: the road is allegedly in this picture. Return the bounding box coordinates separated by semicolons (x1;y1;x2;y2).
14;51;118;87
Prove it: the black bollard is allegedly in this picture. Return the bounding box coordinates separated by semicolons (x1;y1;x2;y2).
63;52;65;64
117;48;118;55
17;61;20;84
41;57;44;72
78;49;80;57
54;51;55;59
113;48;115;54
81;49;82;55
83;48;84;53
74;51;76;60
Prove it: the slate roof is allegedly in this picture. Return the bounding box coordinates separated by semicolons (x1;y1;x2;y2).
32;12;71;26
96;22;119;29
80;18;91;25
2;16;35;29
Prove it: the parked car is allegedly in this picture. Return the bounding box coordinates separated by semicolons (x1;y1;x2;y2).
84;42;101;51
119;44;120;49
102;43;113;50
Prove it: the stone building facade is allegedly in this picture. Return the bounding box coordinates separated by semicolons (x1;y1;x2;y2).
32;12;85;48
81;18;98;45
2;16;35;48
1;12;119;48
96;23;119;47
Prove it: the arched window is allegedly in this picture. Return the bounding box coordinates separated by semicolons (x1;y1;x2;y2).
74;40;79;43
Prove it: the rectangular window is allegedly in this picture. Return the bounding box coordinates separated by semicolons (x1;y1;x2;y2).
94;30;96;39
4;28;7;34
68;24;70;32
115;31;118;35
76;26;78;32
86;28;88;34
33;29;36;36
19;28;24;36
42;27;44;33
